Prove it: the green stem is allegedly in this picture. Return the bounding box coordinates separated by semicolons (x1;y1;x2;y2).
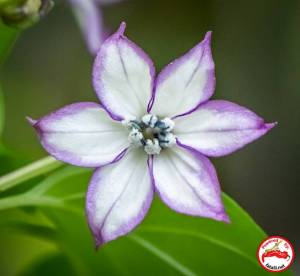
0;193;82;215
0;193;63;210
0;156;63;192
0;194;83;216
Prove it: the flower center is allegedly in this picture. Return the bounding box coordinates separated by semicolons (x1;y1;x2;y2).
122;114;176;155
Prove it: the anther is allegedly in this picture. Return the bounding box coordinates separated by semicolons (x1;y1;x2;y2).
144;139;161;155
142;114;158;128
160;118;175;132
122;118;142;131
128;129;144;147
159;132;176;148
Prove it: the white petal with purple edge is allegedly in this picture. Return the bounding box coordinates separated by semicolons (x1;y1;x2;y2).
152;144;228;222
33;102;129;167
149;32;215;118
174;100;276;157
86;149;153;247
93;22;155;120
68;0;103;55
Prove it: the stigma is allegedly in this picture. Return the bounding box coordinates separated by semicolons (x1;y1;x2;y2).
122;114;176;155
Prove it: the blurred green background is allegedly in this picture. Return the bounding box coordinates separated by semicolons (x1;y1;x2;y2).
0;0;299;275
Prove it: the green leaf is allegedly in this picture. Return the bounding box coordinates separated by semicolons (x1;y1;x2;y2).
38;193;293;276
0;167;293;275
28;166;90;196
0;233;57;276
19;253;78;276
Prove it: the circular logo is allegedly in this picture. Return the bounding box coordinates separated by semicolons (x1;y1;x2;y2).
257;236;295;272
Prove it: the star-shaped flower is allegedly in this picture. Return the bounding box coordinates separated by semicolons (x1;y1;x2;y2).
29;22;275;247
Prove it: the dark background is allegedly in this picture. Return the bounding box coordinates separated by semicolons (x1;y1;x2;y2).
1;0;299;273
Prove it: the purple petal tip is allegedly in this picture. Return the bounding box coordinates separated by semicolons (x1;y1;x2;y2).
265;122;277;129
116;21;126;37
202;31;212;46
205;31;212;39
213;211;230;224
221;213;231;224
26;116;37;126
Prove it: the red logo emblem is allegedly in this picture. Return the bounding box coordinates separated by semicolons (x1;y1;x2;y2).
257;236;295;272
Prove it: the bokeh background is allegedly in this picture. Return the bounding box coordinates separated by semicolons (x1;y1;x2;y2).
0;0;299;274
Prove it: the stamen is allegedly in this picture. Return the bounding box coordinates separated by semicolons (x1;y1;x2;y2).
144;139;161;155
142;114;158;128
123;114;176;155
158;132;176;148
160;118;175;131
128;128;144;147
122;118;142;131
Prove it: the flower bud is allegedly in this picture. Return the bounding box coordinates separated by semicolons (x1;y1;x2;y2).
0;0;54;28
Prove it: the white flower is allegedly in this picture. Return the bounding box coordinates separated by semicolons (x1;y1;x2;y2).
29;22;275;247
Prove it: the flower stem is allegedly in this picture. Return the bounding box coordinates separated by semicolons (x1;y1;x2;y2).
0;194;63;211
0;156;63;192
0;193;83;215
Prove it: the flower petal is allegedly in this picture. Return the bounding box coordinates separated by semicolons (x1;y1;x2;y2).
93;22;155;120
151;144;229;222
68;0;103;55
149;32;215;118
32;102;128;167
174;100;276;157
86;149;153;247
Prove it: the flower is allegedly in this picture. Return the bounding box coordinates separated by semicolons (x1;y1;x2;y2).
29;22;276;247
67;0;123;54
